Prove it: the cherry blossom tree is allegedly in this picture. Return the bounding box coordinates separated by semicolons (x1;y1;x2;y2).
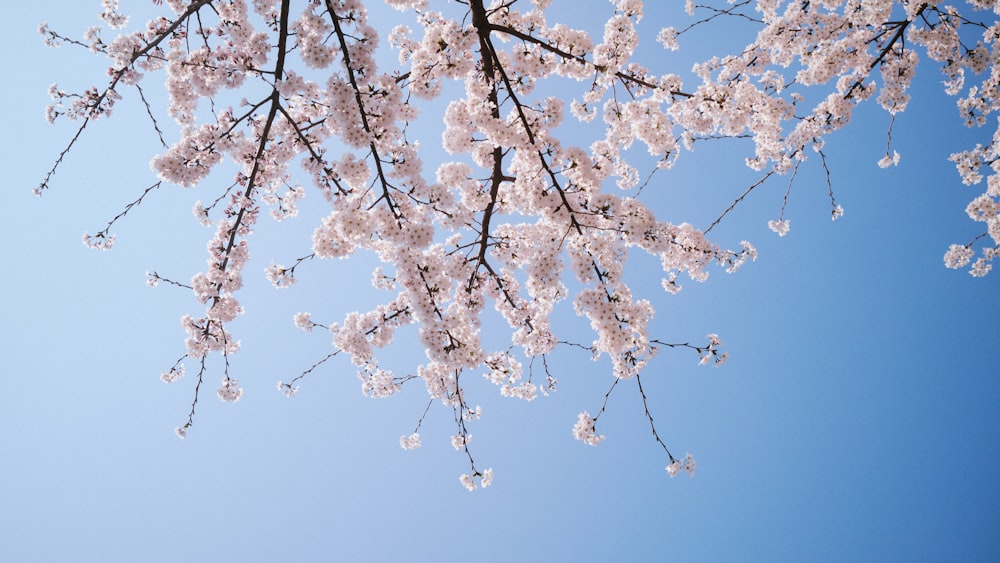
38;0;999;489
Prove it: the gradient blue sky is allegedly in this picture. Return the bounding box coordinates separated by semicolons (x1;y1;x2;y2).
2;2;998;562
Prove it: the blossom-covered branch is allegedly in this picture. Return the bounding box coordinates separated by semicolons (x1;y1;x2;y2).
40;0;1000;488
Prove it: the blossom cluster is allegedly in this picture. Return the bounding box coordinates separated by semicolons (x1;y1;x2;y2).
572;411;605;446
399;433;421;450
666;452;696;478
459;468;494;491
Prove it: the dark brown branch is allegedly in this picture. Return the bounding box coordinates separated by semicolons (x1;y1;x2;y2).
487;22;691;97
704;171;774;234
88;180;163;241
325;0;401;221
844;4;927;99
38;0;215;193
635;373;675;461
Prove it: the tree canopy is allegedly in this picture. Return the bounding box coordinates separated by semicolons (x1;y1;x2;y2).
39;0;1000;488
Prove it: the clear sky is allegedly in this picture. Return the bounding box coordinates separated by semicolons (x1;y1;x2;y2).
1;2;998;562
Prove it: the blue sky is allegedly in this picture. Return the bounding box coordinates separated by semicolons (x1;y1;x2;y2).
2;2;998;562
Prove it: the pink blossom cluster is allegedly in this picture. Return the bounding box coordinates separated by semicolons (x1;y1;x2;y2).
666;452;696;478
399;432;421;450
572;411;605;446
946;123;1000;276
459;468;493;491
